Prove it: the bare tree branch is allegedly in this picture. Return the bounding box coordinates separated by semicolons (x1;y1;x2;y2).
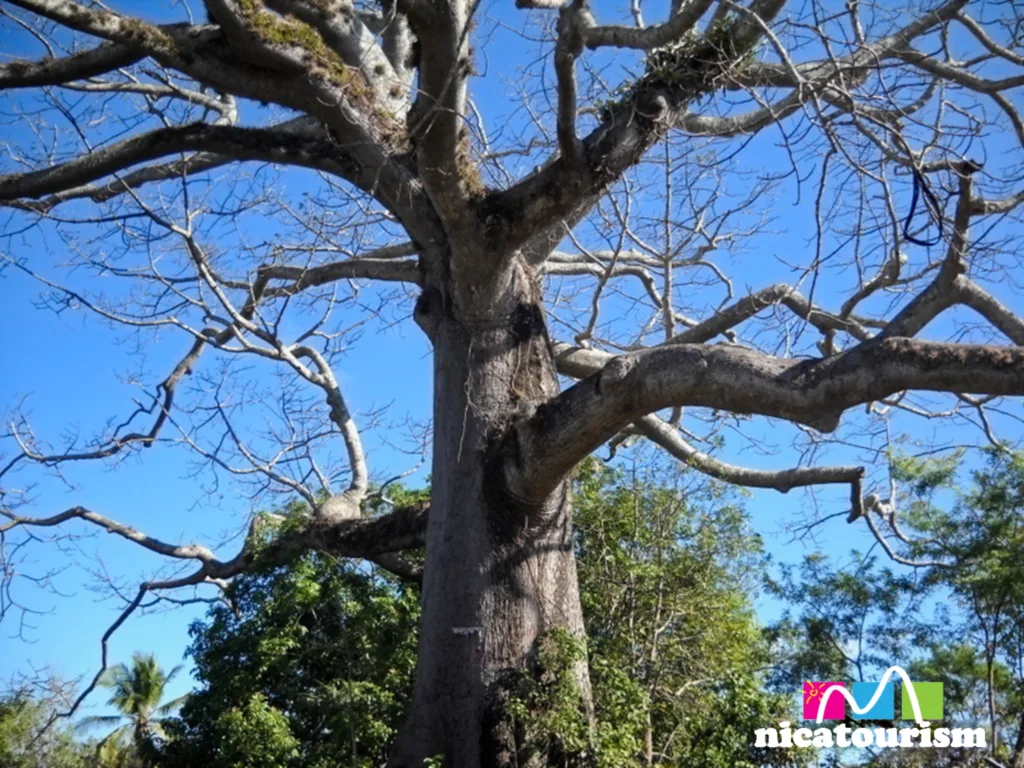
508;338;1024;505
0;40;142;86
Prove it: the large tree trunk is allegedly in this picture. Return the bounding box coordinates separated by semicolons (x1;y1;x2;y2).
390;257;591;767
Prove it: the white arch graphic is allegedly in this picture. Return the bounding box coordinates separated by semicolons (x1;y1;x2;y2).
810;666;932;727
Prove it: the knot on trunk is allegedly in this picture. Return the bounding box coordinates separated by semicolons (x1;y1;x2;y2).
596;354;636;394
414;286;444;340
510;301;545;345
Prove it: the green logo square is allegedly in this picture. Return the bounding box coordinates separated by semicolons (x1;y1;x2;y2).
902;682;943;721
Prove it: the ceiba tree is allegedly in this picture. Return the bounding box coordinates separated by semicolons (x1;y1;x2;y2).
1;0;1023;763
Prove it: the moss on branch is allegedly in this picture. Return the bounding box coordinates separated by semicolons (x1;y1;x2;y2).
232;0;401;138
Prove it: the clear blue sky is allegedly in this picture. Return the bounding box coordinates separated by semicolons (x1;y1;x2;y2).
1;0;1019;726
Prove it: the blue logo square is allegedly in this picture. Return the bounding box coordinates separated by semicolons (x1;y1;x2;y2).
852;681;895;720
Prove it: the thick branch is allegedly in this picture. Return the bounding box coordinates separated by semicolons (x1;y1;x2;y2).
23;153;229;213
259;257;422;291
225;501;431;577
956;281;1024;346
492;0;974;261
4;1;431;239
554;3;586;166
0;41;142;87
675;91;805;137
5;499;428;722
0;506;217;562
485;0;787;254
558;346;868;494
1;500;428;584
506;338;1024;505
0;120;430;235
880;163;977;339
404;0;473;218
666;284;874;345
0;123;249;202
892;46;1024;94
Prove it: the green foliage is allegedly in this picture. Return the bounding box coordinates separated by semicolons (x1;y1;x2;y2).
363;483;431;516
890;449;1024;630
14;454;1024;766
765;555;922;685
93;731;146;768
207;694;300;768
0;690;92;768
160;547;420;768
96;653;183;723
503;627;594;764
766;556;967;767
573;457;804;766
769;453;1024;765
907;450;1024;761
890;449;963;497
246;497;316;563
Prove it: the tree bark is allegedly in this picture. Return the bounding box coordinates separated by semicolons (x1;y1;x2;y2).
1011;707;1024;768
390;257;591;767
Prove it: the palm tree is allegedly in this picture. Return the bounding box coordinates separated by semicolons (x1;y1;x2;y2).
79;653;186;766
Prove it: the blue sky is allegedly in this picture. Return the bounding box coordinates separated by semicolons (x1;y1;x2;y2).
1;0;1021;727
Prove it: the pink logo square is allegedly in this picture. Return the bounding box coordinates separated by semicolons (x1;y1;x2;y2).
803;681;846;720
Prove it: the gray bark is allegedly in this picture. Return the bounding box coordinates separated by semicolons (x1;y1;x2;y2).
392;256;590;766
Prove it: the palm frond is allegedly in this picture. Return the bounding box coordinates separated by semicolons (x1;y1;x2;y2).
155;693;189;716
164;664;184;684
76;715;125;734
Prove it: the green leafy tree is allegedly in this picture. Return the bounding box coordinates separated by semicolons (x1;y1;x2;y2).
0;689;91;768
898;450;1024;767
573;457;803;767
767;448;1024;767
6;0;1024;759
765;555;978;768
766;554;924;687
79;653;186;768
161;552;421;768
